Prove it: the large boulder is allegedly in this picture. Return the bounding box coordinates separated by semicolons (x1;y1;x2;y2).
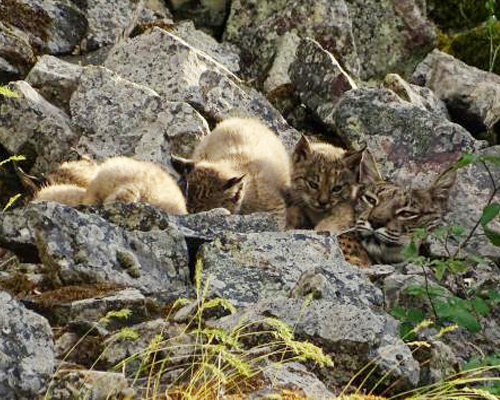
0;202;191;296
412;49;500;136
70;66;209;161
0;22;36;82
224;0;360;83
104;27;300;149
0;290;55;400
0;80;77;174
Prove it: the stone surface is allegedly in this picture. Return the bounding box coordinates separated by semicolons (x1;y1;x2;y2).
383;73;449;120
0;202;190;296
289;38;357;123
224;0;360;82
0;0;87;55
0;290;55;400
70;66;209;162
346;0;436;79
0;22;36;82
168;0;229;37
0;80;77;174
104;27;300;149
412;49;500;135
26;55;84;112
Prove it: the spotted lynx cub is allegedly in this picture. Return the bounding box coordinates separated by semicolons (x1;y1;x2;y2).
288;135;365;228
172;117;291;227
316;163;457;266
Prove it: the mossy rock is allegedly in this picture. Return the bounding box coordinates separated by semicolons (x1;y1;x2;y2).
439;21;500;76
428;0;500;31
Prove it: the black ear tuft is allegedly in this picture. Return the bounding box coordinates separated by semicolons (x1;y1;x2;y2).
222;175;245;191
171;155;195;175
293;134;312;163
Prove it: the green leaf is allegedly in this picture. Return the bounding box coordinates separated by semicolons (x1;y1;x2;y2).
462;355;482;370
406;284;426;297
455;153;477;169
433;260;447;281
403;242;419;260
480;203;500;226
0;155;26;168
406;308;426;323
479;153;500;169
432;226;447;240
484;226;500;246
452;308;481;332
0;86;19;98
450;225;465;238
391;306;408;319
473;297;490;316
2;194;22;212
448;259;469;274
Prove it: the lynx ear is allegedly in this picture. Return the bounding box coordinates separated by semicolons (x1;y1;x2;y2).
222;175;245;191
430;167;457;206
359;148;383;184
293;134;312;163
342;147;365;170
171;155;195;175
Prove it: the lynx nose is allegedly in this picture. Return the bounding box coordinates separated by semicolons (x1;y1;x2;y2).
369;216;386;230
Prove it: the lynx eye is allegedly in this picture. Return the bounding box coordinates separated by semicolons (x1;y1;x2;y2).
331;185;343;194
362;194;378;206
307;180;319;190
397;209;419;219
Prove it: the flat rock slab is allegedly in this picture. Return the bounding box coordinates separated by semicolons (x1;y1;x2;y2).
0;290;55;400
0;202;190;296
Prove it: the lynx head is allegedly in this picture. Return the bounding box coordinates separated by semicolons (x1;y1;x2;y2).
291;135;365;214
171;156;245;214
355;168;457;264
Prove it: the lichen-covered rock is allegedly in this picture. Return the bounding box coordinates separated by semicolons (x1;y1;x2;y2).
346;0;436;79
70;66;209;161
224;0;360;82
199;231;382;307
0;0;87;55
289;38;357;124
26;55;84;112
0;202;190;296
47;369;134;400
0;290;55;399
383;73;449;120
412;49;500;135
0;80;77;174
0;22;36;82
104;27;300;149
77;0;172;52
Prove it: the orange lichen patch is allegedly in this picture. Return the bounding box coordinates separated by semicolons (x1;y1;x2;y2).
30;282;125;307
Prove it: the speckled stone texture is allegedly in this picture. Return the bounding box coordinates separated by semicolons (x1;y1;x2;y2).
224;0;360;82
70;66;209;162
0;80;77;174
412;49;500;135
0;22;36;81
0;291;55;400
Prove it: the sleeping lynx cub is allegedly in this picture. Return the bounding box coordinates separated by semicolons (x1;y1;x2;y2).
288;135;365;228
172;117;291;227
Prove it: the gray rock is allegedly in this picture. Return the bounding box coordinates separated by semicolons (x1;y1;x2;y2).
224;0;360;82
168;0;229;37
412;49;500;134
0;0;87;55
346;0;436;79
383;73;449;120
0;290;55;400
0;22;36;82
47;369;134;400
289;38;357;123
0;202;190;296
70;66;209;161
104;27;300;149
78;0;173;52
199;231;382;308
0;80;77;174
26;55;84;112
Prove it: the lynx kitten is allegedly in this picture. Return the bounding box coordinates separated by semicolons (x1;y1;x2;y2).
288;135;365;228
172;117;291;227
83;157;187;215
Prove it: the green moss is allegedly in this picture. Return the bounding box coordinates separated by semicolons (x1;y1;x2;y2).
429;0;500;31
439;21;500;75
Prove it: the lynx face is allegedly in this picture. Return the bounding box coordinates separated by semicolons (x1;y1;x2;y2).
354;170;456;264
172;157;245;214
290;135;363;226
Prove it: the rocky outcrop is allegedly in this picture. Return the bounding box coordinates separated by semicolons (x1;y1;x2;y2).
0;290;55;399
0;22;36;82
412;49;500;136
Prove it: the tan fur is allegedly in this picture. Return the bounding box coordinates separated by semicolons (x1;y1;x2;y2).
289;135;364;228
83;157;187;215
172;118;291;227
34;184;87;207
47;158;100;187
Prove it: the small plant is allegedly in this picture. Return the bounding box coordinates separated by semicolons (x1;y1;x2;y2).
486;0;500;72
0;155;26;211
